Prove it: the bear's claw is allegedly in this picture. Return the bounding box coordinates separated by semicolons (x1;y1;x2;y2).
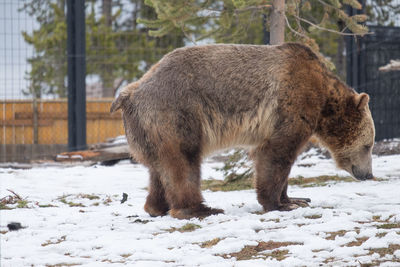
144;203;169;217
288;197;310;207
278;203;301;211
169;205;224;219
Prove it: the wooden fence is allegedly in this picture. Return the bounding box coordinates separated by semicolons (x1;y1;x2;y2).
1;99;124;162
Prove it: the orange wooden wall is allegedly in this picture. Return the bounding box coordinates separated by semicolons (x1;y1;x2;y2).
0;99;124;145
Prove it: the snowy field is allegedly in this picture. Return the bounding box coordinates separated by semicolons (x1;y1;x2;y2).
1;149;400;266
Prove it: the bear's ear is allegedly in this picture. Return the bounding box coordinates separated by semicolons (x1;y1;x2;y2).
354;93;370;111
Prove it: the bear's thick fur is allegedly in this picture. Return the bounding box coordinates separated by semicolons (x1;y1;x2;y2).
111;43;375;219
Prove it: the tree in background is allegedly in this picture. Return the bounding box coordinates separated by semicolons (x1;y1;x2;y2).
139;0;367;49
139;0;399;78
21;0;67;98
85;0;185;97
20;0;184;98
21;0;398;98
367;0;400;26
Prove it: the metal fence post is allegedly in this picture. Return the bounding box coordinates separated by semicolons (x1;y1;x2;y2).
345;0;366;89
67;0;86;151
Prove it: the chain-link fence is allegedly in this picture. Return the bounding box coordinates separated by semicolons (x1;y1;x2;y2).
0;0;183;162
347;1;400;141
1;0;400;162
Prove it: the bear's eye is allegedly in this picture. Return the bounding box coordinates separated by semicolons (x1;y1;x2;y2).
364;145;371;151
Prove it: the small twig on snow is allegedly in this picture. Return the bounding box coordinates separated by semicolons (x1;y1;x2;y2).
7;189;22;200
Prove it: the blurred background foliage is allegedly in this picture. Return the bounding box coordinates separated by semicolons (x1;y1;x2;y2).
20;0;184;98
20;0;400;98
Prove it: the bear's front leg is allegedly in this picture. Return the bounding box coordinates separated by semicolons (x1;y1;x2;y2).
254;135;309;212
280;181;310;208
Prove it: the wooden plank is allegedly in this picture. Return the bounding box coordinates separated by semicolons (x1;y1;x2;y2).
0;119;53;127
14;111;121;120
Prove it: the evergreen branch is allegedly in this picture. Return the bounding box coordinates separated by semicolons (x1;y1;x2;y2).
292;14;370;36
284;15;309;39
201;5;271;18
316;0;342;12
180;25;197;45
234;5;271;14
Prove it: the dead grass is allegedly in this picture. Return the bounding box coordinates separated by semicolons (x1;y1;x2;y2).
1;190;30;209
100;259;125;264
343;237;369;247
78;194;100;200
359;258;400;267
372;215;381;221
56;194;106;207
0;203;13;210
323;257;336;264
220;241;302;261
166;223;201;233
259;250;290;261
200;238;222;248
201;178;253;192
312;249;325;253
201;175;362;192
57;195;85;207
16;200;29;208
289;175;355;188
325;230;347;240
103;196;113;206
304;214;322;219
1;190;23;209
375;232;388;238
357;214;396;225
45;264;81;267
38;204;58;208
41;236;67;247
368;244;400;257
60;199;85;207
377;223;400;229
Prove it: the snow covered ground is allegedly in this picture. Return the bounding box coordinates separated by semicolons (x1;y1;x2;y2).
1;149;400;266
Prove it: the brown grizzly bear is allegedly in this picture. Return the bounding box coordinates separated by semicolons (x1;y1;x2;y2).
111;43;375;219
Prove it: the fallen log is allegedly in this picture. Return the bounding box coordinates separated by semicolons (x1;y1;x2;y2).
56;144;132;164
379;60;400;72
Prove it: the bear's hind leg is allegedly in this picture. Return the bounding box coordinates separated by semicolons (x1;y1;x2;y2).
144;168;170;217
159;147;223;219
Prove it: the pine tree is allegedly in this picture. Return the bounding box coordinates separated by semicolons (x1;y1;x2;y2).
21;0;67;98
139;0;368;45
20;0;184;98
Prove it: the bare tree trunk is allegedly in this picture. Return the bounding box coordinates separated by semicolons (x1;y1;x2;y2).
102;0;112;27
102;0;113;97
270;0;285;45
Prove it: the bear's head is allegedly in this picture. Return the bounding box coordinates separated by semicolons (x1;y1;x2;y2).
318;93;375;180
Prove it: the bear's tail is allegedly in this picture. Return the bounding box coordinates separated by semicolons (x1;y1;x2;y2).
110;61;161;113
110;81;140;113
110;93;128;113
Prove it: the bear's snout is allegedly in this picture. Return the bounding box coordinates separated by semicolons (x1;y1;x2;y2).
352;165;374;181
